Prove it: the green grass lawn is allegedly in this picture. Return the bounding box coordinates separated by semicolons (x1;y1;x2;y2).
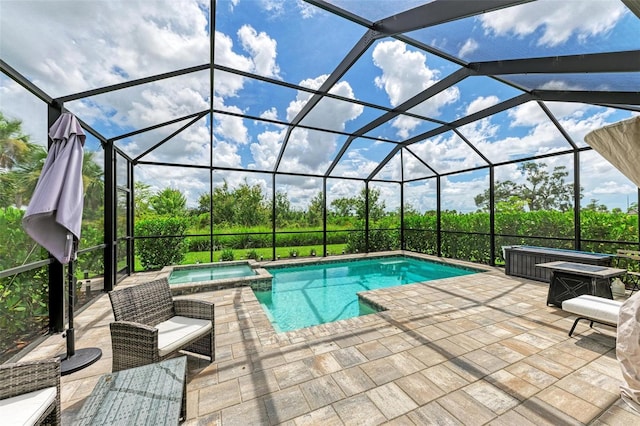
134;243;348;271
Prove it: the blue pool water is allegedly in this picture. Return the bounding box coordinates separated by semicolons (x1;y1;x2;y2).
255;256;479;332
169;264;255;284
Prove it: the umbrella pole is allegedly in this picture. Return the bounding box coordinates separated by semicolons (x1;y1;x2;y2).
58;237;102;376
66;240;76;357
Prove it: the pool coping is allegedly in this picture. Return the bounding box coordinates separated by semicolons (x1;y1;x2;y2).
156;251;494;335
160;260;273;296
159;251;493;334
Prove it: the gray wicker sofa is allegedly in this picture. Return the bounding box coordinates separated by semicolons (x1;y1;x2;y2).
108;278;215;372
0;358;61;425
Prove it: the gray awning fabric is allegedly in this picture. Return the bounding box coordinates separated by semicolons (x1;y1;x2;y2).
22;113;85;264
584;116;640;188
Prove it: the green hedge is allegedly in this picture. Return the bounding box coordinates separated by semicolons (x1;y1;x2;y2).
135;216;190;270
185;228;351;251
405;210;639;263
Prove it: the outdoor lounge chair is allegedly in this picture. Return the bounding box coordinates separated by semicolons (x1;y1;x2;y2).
108;278;214;371
562;295;623;336
0;358;61;425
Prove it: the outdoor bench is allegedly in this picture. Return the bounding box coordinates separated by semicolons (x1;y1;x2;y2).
562;294;622;337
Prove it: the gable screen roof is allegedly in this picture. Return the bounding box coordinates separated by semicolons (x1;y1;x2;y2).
1;0;639;211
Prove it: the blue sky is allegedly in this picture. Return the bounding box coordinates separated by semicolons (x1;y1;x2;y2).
1;0;638;212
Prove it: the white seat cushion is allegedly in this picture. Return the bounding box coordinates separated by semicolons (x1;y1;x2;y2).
156;316;212;357
0;386;56;426
562;295;623;325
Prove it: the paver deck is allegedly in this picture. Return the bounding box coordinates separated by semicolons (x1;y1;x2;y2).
19;252;640;425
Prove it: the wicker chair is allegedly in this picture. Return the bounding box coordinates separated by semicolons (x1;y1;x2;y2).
108;278;214;372
0;358;61;425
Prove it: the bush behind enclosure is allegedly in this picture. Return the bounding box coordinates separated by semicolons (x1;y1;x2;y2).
135;216;190;269
185;228;350;251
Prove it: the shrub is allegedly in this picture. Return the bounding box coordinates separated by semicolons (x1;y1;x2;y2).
220;249;234;261
246;249;259;260
187;235;211;252
135;217;189;270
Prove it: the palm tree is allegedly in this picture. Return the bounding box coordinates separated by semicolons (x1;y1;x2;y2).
0;172;16;209
82;150;104;221
0;112;32;170
11;144;47;208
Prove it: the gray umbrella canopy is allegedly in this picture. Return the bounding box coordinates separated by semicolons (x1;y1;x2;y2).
584;116;640;188
23;112;85;264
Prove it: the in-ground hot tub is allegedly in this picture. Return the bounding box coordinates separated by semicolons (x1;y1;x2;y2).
161;260;272;295
504;245;613;283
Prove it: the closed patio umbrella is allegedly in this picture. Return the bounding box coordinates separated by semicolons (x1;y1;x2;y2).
23;112;85;263
22;112;101;375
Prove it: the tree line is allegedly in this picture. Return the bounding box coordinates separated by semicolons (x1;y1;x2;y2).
474;162;632;214
134;180;388;228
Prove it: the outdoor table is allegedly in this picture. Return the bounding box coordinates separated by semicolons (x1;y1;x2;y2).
72;356;187;426
536;261;626;307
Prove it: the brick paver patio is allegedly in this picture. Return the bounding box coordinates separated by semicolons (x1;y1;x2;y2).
20;253;640;425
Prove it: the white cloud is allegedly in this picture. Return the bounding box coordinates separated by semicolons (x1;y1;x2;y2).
404;180;437;212
372;40;459;138
374;154;403;182
466;95;500;116
256;0;317;19
458;38;479;59
590;180;635;195
259;0;285;16
211;140;243;168
214;32;255;97
296;0;318;19
0;78;48;147
408;131;487;175
2;0;211;97
538;80;585;91
508;102;547;127
480;0;626;47
237;25;281;79
543;103;618;146
248;74;363;174
259;107;279;122
250;129;283;170
440;175;489;212
331;148;379;178
326;180;364;205
215;108;248;145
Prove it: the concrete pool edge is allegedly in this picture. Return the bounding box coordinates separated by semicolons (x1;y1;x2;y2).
258;250;490;273
158;250;493;300
160;260;273;296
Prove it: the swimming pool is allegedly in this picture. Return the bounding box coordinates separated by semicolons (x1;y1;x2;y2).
255;256;480;332
168;263;256;284
163;261;272;295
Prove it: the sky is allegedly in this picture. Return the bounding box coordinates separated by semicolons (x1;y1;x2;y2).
1;0;639;213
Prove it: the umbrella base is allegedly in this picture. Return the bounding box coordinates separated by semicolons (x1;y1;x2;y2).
57;348;102;376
